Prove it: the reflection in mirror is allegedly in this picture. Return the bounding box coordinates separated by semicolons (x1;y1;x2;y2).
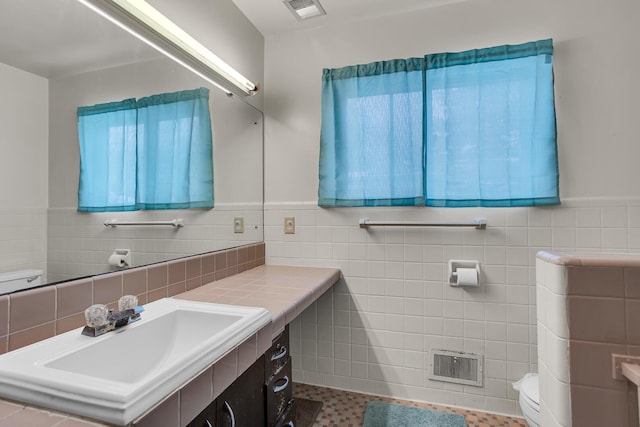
0;0;264;290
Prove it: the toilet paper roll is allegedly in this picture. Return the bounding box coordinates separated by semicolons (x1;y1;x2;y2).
108;254;127;268
456;267;478;287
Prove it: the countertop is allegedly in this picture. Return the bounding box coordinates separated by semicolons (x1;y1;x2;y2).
537;250;640;267
0;264;342;427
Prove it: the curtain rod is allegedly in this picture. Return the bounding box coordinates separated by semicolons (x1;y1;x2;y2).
359;218;487;230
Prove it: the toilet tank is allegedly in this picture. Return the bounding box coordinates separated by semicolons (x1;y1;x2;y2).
0;270;43;294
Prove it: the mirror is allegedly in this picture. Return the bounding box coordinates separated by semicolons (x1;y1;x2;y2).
0;0;264;288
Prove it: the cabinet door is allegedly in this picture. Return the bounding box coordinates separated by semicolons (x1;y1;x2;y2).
187;399;216;427
265;325;289;382
216;356;266;427
273;400;295;427
265;357;292;426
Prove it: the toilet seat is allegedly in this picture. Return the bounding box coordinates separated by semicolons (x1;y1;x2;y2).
518;374;540;427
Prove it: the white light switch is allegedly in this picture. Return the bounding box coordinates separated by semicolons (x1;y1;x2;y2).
234;217;244;233
284;217;295;234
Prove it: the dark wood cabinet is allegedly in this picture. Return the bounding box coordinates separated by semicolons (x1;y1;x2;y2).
273;400;295;427
186;357;265;427
216;355;266;427
265;356;292;426
264;326;294;426
187;399;217;427
187;326;293;427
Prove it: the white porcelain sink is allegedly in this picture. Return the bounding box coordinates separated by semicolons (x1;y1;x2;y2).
0;298;271;425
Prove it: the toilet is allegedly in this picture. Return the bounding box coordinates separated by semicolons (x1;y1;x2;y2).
513;373;540;427
0;269;43;294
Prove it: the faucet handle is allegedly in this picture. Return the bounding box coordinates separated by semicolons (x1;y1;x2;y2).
84;304;109;328
118;295;144;325
118;295;138;311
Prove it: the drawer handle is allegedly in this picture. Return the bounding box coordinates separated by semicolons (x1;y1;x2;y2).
224;401;236;427
271;345;287;361
205;421;213;427
273;375;290;393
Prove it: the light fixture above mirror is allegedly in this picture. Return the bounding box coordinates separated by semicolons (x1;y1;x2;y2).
77;0;259;97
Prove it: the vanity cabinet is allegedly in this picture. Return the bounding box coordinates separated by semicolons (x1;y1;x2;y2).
216;355;266;427
187;400;216;427
273;400;295;427
186;356;265;427
264;326;294;426
187;326;294;427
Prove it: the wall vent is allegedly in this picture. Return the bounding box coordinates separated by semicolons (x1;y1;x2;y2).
428;349;483;387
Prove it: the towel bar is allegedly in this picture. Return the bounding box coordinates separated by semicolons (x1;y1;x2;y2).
104;219;184;228
359;218;486;229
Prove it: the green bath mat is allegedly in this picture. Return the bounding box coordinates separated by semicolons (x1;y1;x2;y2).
362;401;467;427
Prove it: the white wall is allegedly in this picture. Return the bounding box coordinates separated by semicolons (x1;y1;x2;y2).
263;0;640;416
0;63;48;274
0;63;48;208
264;0;640;201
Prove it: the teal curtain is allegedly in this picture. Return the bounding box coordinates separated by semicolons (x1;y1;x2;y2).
424;39;558;206
136;88;214;209
77;99;137;212
77;88;213;212
318;39;559;207
319;59;425;206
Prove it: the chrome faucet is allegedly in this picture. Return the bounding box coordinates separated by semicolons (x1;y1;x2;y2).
82;295;145;337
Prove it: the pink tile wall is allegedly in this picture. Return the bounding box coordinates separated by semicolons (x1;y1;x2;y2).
567;265;640;427
0;242;265;354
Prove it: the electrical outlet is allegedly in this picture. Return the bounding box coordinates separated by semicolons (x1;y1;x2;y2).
284;217;295;234
234;217;244;233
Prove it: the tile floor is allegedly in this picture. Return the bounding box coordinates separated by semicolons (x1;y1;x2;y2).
292;383;528;427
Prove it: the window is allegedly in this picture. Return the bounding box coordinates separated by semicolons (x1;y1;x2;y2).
77;88;214;212
319;39;559;207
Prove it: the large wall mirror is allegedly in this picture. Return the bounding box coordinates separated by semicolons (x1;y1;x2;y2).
0;0;264;289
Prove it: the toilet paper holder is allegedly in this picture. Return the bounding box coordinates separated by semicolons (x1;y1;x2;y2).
109;249;132;268
448;260;480;287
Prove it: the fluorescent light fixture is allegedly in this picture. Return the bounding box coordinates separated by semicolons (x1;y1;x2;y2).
283;0;327;21
76;0;259;97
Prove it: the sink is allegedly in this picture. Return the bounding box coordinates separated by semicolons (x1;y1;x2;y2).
0;298;271;425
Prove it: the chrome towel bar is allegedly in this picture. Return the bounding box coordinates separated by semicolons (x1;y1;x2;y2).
104;219;184;228
359;217;487;230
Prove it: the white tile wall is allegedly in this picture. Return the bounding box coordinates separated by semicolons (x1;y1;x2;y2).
265;198;640;416
0;208;47;280
47;204;262;283
536;259;571;427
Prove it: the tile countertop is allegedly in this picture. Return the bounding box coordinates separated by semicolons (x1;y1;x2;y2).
0;265;342;427
174;265;342;337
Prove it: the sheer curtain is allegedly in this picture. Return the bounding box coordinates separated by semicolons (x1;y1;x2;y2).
319;39;559;207
424;39;558;206
77;99;137;212
136;88;214;209
319;59;425;206
77;88;214;212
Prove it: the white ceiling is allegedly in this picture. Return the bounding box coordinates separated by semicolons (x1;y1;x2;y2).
0;0;160;78
231;0;467;36
0;0;465;79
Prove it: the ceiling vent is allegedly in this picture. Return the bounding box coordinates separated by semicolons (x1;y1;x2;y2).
283;0;326;21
